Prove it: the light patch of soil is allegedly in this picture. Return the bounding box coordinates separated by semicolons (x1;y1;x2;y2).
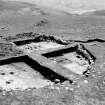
63;63;88;75
0;63;52;91
18;42;64;53
62;52;89;75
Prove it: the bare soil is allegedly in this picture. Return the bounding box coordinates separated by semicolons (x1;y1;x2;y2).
0;1;105;105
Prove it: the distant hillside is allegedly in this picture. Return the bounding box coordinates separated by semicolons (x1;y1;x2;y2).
82;10;105;16
91;10;105;16
0;0;37;14
3;0;105;14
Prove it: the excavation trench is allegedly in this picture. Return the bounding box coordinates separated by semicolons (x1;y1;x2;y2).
12;35;96;78
42;44;96;64
14;35;67;46
42;45;78;58
42;44;96;76
0;55;68;83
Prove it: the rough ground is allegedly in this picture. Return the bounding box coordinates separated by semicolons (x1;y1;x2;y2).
0;1;105;105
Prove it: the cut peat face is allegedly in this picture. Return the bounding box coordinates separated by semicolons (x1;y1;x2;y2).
0;56;67;91
42;44;96;76
13;35;67;53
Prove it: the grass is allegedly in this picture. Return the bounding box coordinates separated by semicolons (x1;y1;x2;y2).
0;1;105;104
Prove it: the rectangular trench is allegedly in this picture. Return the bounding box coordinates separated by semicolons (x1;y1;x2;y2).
13;35;67;46
42;45;78;58
42;44;96;64
42;44;96;76
0;55;68;83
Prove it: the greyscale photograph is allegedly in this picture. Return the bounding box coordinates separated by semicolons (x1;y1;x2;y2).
0;0;104;105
